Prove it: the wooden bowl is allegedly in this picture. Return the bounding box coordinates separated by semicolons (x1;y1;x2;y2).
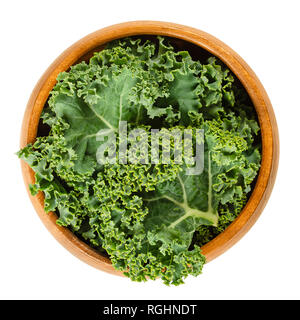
20;21;279;277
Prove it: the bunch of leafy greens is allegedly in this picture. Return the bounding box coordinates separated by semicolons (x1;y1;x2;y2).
18;37;261;285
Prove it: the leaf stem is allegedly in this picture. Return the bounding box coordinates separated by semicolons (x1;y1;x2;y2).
177;174;187;205
207;151;212;213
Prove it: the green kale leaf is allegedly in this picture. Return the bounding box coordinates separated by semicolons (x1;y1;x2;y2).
18;36;261;285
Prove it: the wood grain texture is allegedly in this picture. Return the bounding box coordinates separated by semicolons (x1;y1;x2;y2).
20;21;279;276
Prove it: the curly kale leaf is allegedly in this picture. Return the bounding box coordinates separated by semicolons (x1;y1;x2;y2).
17;36;261;285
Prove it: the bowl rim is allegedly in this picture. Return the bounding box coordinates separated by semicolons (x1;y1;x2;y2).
20;20;279;276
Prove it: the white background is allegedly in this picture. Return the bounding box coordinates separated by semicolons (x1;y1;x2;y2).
1;0;299;300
